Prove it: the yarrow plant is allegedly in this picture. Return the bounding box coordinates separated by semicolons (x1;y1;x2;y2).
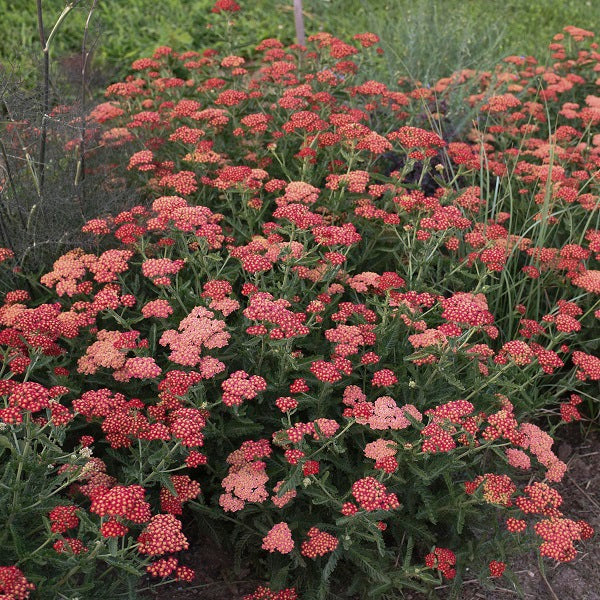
0;8;598;599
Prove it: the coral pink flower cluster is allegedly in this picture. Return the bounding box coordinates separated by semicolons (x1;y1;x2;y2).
262;522;294;554
160;306;230;366
220;443;271;512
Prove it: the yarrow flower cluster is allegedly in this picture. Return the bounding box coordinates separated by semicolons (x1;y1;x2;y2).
137;514;189;556
160;306;230;366
425;547;457;579
244;586;298;600
351;477;400;512
300;527;338;558
221;370;267;406
0;566;35;599
261;522;294;554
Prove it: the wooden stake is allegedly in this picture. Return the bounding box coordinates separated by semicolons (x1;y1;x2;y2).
294;0;305;46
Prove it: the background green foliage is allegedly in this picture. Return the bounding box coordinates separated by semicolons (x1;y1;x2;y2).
1;0;599;89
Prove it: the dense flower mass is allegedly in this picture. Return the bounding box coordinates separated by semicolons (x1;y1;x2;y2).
425;547;457;579
0;18;598;600
90;485;152;523
160;306;230;366
351;477;400;511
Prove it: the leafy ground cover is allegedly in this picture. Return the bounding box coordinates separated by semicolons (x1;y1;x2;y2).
0;4;599;600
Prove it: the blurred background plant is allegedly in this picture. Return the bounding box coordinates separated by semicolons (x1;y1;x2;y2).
1;0;599;89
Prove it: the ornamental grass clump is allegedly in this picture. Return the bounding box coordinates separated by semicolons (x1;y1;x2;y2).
0;8;599;599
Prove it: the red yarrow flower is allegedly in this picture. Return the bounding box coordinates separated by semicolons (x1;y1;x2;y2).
351;476;400;511
89;484;151;523
137;514;189;556
489;561;506;577
211;0;240;12
0;566;35;599
425;547;456;579
371;369;397;387
300;527;338;558
49;505;79;533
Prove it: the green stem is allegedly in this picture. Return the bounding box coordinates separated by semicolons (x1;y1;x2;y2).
307;419;355;460
22;468;84;512
12;414;32;513
140;441;181;485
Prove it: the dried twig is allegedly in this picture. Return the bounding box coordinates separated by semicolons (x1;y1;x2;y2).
1;99;41;199
36;0;83;193
538;556;560;600
566;474;600;510
35;0;48;192
76;0;99;206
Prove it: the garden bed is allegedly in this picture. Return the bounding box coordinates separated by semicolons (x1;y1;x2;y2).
0;6;599;600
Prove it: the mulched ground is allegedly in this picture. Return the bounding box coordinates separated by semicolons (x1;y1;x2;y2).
144;425;600;600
